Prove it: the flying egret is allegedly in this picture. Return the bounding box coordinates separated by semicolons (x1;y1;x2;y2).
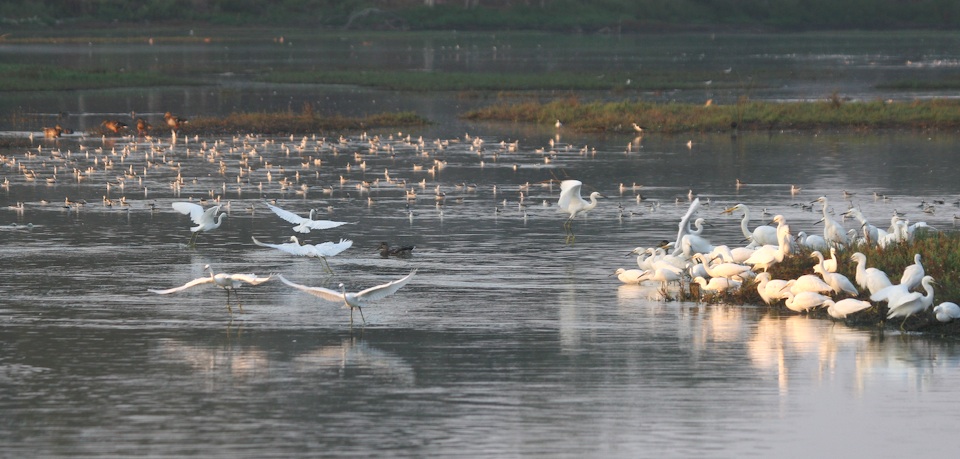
824;298;873;319
886;275;936;328
557;179;603;225
379;242;415;258
723;203;778;247
252;236;352;273
277;270;416;326
849;252;892;295
172;201;225;247
148;264;272;313
934;302;960;323
264;202;351;233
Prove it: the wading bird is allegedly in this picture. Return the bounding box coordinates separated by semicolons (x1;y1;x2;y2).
148;264;272;313
252;236;352;273
277;270;416;326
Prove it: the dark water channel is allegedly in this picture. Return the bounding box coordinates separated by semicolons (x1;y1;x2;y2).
3;32;960;457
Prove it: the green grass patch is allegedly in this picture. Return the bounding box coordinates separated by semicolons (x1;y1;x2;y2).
463;97;960;133
0;63;197;91
130;109;429;136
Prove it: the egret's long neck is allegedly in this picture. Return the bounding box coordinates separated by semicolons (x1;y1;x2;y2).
586;195;599;211
739;212;752;240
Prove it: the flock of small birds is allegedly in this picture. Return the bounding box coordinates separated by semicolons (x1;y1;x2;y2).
5;115;960;328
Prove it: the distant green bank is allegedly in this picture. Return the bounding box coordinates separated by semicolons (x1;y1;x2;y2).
130;110;428;136
0;64;196;91
462;98;960;133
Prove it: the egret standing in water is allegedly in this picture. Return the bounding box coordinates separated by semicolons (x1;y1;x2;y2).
277;270;417;326
252;236;352;273
148;264;272;313
557;179;603;243
172;202;225;247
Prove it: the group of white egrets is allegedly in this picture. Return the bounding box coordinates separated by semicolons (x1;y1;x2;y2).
148;200;416;325
556;179;960;328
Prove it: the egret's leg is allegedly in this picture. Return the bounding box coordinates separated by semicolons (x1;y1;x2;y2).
224;290;233;313
320;257;333;274
233;289;244;313
349;309;354;328
357;306;366;325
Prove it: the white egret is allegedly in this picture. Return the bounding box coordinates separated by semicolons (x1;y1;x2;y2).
813;264;858;296
788;274;833;295
693;276;741;295
641;267;683;290
277;270;416;326
899;253;924;290
843;208;880;245
252;236;353;273
795;231;829;251
723;203;778;247
673;198;700;253
783;291;830;313
148;264;272;312
824;298;873;319
886;275;936;327
754;272;792;305
812;196;848;247
679;218;716;256
691;254;751;279
613;268;645;284
557;180;603;239
849;252;892;295
744;215;791;272
172;201;225;246
934;302;960;323
264;201;352;233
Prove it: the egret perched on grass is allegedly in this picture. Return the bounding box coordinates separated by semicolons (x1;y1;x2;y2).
264;201;352;233
934;302;960;323
252;236;352;273
783;291;830;313
849;252;892;295
148;264;272;313
899;253;924;290
172;201;225;247
812;196;848;247
277;270;416;326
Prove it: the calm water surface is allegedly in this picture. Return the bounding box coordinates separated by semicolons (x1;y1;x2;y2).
4;32;960;458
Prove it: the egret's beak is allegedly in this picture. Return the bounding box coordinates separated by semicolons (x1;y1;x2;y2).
813;218;824;225
721;206;737;214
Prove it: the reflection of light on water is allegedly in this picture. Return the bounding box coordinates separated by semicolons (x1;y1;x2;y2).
616;283;667;303
156;338;271;392
292;337;415;385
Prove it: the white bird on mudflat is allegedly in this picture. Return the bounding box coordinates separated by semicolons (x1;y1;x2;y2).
849;252;892;295
557;179;603;227
277;270;416;326
613;268;645;284
933;302;960;323
148;264;272;312
172;201;225;246
252;236;353;273
723;203;778;247
783;291;830;313
264;202;352;233
886;275;936;327
824;298;873;319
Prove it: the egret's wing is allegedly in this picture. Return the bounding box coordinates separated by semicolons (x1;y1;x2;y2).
200;205;222;225
354;270;417;304
252;236;313;257
312;239;353;257
302;219;352;231
172;202;205;223
557;180;582;211
276;274;344;303
148;276;213;294
265;202;306;224
229;273;273;286
888;291;921;312
675;197;700;248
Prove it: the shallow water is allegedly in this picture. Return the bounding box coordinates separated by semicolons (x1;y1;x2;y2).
3;127;960;457
5;30;960;457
